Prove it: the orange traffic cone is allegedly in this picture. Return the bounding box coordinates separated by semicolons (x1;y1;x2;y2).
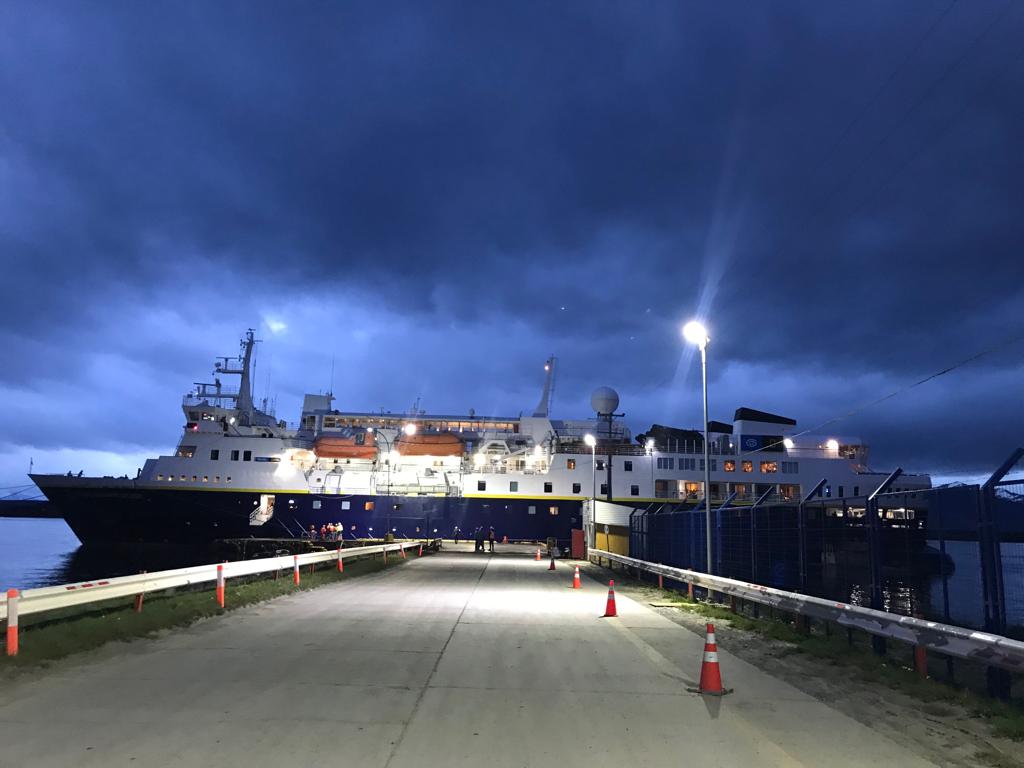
603;580;618;617
548;555;556;571
688;623;733;696
535;549;541;561
572;565;581;589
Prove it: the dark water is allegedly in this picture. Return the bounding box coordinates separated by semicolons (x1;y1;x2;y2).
0;518;252;591
0;518;82;591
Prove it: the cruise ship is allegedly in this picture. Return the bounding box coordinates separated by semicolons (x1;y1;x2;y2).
32;331;931;545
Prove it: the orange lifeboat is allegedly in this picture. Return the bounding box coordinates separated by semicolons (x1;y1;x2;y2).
314;435;378;460
394;432;465;457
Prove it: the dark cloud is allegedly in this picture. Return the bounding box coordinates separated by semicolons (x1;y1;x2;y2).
1;1;1023;481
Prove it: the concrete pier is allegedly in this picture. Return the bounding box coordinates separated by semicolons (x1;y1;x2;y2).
0;546;934;766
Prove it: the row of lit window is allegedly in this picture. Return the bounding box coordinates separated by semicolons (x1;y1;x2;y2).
319;416;518;433
721;460;798;474
175;447;281;463
156;473;233;483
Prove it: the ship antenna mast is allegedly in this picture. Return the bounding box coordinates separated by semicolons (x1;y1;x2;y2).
533;356;557;417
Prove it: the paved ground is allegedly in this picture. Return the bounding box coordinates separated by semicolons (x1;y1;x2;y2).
0;548;936;767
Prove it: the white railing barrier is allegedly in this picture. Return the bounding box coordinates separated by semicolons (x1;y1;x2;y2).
2;540;436;655
589;548;1024;674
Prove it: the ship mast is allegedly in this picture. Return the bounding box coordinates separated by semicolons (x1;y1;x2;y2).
213;329;259;425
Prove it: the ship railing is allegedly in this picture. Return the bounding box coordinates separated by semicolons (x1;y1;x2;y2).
1;540;442;652
554;442;646;456
588;548;1024;675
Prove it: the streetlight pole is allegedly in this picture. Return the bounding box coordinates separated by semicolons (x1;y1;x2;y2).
683;321;713;576
584;433;596;549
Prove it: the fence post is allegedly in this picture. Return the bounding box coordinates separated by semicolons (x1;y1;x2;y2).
293;555;300;586
979;479;1012;699
5;589;18;657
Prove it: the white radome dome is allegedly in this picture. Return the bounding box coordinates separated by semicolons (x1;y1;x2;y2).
590;386;620;416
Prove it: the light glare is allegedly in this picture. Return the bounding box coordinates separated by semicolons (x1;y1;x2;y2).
682;320;709;347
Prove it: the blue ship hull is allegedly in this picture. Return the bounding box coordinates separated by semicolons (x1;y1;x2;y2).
39;484;583;548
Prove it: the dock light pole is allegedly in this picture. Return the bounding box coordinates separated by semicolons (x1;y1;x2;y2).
646;438;655;497
683;320;713;576
584;433;597;548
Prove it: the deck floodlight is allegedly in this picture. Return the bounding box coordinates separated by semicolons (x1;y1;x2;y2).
783;437;795;449
403;423;417;436
826;439;840;451
583;433;596;448
682;320;709;348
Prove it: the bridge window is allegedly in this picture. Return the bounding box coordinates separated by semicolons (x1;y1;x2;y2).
510;481;519;492
543;482;553;493
567;459;576;470
624;461;633;471
477;481;486;491
572;483;581;494
630;485;639;496
176;445;196;458
243;450;252;462
210;449;219;461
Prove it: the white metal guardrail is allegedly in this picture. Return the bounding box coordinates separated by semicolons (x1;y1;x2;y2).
589;548;1024;674
2;540;431;624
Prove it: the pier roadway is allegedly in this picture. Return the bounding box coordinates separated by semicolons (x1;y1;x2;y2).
0;548;935;767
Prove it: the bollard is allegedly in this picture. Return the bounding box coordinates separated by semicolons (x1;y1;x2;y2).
658;574;664;590
133;571;146;613
216;563;226;608
293;555;300;586
337;546;344;573
5;589;19;657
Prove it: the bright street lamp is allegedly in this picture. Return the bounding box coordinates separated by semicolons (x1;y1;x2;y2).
683;320;713;576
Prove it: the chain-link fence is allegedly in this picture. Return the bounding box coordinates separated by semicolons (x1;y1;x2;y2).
629;480;1023;636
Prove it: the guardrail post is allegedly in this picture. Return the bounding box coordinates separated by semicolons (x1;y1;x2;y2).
658;574;663;590
337;546;344;573
216;564;226;608
5;589;18;657
133;571;146;613
687;581;694;601
293;555;300;586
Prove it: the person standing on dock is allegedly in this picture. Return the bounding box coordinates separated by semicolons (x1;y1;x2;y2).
453;525;461;544
487;527;496;553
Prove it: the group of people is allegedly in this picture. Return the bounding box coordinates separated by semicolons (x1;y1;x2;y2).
308;523;346;541
451;525;496;552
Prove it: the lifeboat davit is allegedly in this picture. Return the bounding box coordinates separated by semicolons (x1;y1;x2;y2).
394;432;465;457
313;435;378;460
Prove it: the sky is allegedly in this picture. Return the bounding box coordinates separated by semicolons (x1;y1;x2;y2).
1;1;1023;491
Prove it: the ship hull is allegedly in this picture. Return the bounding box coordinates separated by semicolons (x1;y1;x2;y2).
32;477;583;546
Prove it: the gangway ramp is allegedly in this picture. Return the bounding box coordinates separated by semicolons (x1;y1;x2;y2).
0;549;935;767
